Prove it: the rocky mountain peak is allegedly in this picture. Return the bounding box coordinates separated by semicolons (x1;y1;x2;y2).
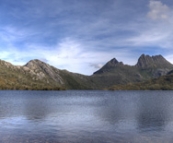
25;59;45;70
109;58;119;65
24;59;64;84
105;58;121;66
93;57;123;74
136;54;173;69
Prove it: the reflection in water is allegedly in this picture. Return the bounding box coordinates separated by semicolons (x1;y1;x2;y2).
137;92;169;131
0;91;173;143
0;91;25;118
24;96;50;120
95;95;122;124
96;92;139;129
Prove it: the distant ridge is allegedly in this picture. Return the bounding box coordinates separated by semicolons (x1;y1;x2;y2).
94;54;173;75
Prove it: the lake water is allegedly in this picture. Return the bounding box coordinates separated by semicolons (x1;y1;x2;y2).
0;90;173;143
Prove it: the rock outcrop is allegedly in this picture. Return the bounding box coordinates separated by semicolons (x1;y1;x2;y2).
24;59;64;84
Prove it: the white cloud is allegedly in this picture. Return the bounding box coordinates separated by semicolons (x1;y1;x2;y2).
39;38;112;75
147;0;171;20
0;26;37;45
127;29;171;47
90;63;103;69
164;54;173;65
126;0;173;49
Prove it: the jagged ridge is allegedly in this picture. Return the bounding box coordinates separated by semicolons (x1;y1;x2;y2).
136;54;173;69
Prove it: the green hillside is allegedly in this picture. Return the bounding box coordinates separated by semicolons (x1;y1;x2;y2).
109;73;173;90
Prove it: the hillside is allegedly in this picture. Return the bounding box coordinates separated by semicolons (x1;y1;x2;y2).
0;59;95;90
109;73;173;90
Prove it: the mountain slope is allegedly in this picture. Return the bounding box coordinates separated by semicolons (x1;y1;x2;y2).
109;73;173;90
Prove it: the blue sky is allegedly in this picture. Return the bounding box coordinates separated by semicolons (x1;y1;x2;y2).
0;0;173;75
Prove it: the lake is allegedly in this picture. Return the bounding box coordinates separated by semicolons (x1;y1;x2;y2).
0;90;173;143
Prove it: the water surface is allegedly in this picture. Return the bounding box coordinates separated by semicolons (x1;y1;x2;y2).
0;90;173;143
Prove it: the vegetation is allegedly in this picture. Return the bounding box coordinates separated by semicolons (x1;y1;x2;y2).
109;74;173;90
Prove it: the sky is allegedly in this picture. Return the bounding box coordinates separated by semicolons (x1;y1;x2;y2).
0;0;173;75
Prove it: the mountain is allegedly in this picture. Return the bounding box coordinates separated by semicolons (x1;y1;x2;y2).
94;54;173;77
92;54;173;89
91;58;142;88
0;59;64;90
0;54;172;90
0;59;95;90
